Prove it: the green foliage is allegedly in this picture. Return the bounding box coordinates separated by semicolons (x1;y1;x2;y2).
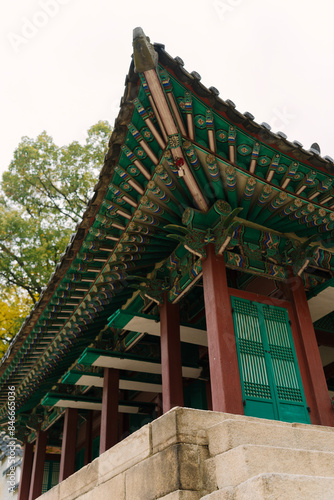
0;121;112;354
0;204;71;302
2;120;111;223
0;288;32;357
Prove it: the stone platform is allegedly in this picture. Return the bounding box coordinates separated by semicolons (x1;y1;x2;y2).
39;407;334;500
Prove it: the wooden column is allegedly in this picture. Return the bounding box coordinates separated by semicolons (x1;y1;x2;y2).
202;244;244;414
99;367;119;454
18;441;34;500
59;408;78;481
160;294;184;413
28;429;47;500
84;411;93;465
285;271;333;426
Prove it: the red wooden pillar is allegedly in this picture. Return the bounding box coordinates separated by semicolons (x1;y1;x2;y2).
160;293;184;413
59;408;78;481
99;367;119;454
84;411;93;465
18;441;34;500
28;429;47;500
286;271;333;426
202;244;244;414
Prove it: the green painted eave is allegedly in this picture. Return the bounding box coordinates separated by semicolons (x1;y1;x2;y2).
41;392;155;412
77;347;161;367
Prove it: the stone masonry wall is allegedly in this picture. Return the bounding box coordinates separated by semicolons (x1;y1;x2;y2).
37;407;334;500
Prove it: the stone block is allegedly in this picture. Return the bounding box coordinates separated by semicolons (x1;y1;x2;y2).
98;422;151;484
203;473;334;499
36;408;334;500
201;489;233;500
292;421;334;432
203;457;218;493
151;407;232;454
125;443;204;500
208;418;334;456
235;473;334;500
198;445;217;495
38;484;60;500
158;491;201;500
125;444;179;500
178;444;203;491
59;458;99;500
76;473;125;500
151;407;179;454
292;426;334;452
214;444;334;488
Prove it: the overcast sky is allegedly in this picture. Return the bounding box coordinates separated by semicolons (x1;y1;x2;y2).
1;0;334;178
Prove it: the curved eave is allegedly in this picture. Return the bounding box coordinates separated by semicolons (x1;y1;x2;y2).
1;29;334;423
0;62;140;376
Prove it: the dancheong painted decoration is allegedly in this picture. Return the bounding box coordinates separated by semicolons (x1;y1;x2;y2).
1;28;333;499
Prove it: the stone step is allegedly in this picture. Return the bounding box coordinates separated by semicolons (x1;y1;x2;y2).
201;473;334;500
200;487;234;500
213;444;334;488
207;418;334;456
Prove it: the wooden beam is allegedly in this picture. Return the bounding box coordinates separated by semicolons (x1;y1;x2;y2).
59;408;78;481
202;244;244;414
143;68;208;212
28;429;47;500
285;270;333;426
160;295;184;413
18;442;33;500
99;367;119;454
228;287;291;308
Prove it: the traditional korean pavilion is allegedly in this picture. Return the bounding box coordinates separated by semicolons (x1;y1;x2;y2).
1;28;334;499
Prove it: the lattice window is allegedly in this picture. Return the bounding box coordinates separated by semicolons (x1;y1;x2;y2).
244;381;272;399
269;344;294;362
239;338;265;357
42;460;60;493
276;386;303;402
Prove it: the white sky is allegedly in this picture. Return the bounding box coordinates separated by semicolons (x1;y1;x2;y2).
1;0;334;178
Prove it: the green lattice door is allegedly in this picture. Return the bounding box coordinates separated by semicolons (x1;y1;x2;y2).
42;460;60;493
231;297;310;424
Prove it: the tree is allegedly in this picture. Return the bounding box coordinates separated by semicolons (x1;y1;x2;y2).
2;121;111;224
0;204;71;302
0;121;112;355
0;287;32;357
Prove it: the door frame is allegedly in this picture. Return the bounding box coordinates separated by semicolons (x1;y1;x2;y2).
228;287;317;424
